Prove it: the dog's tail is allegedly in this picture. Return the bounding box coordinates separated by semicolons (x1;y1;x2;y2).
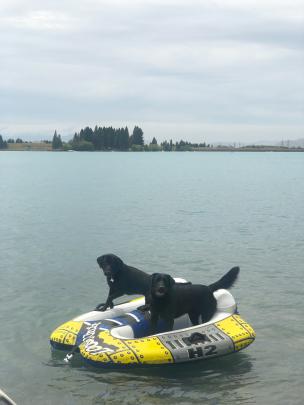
208;267;240;292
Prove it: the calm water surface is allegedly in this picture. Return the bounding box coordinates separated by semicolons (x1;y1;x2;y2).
0;151;303;404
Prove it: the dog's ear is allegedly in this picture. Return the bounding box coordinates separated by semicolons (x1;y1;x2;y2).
167;275;176;288
109;255;124;273
150;273;160;287
96;255;104;268
165;274;175;288
151;273;160;280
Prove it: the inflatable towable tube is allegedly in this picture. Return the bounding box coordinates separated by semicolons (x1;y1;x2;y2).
50;288;255;367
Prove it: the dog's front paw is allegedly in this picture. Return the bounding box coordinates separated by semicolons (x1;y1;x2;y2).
137;304;150;312
95;303;106;311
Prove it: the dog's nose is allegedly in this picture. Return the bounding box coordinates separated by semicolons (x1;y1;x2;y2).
158;287;165;293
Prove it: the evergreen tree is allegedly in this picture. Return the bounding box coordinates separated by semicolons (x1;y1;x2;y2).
121;127;130;149
116;127;130;150
81;127;94;143
151;137;158;145
161;140;171;151
131;126;144;146
52;130;63;149
0;134;7;149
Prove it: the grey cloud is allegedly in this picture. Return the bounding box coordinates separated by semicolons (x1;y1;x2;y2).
1;0;303;142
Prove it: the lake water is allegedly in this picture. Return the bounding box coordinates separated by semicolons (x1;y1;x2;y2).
0;151;303;404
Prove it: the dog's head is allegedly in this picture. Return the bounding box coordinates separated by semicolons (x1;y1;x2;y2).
96;254;124;279
151;273;175;298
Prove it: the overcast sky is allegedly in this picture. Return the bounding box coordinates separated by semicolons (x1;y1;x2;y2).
1;0;304;143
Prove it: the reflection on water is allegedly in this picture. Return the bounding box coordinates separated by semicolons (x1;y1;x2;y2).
47;350;256;404
93;355;255;404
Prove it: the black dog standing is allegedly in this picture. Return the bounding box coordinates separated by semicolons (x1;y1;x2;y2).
95;254;151;311
149;267;240;334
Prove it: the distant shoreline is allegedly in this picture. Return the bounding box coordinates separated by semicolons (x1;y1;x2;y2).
1;143;304;153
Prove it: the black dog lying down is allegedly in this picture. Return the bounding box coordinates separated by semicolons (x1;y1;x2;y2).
95;254;151;311
149;267;240;334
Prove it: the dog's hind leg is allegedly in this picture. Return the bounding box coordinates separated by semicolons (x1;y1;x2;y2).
164;317;174;332
200;306;216;324
188;312;200;326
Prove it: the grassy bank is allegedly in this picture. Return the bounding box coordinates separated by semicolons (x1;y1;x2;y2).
6;142;52;151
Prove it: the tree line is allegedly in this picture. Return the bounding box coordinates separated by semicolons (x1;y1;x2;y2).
66;125;144;151
0;135;26;149
53;125;209;151
0;126;211;152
